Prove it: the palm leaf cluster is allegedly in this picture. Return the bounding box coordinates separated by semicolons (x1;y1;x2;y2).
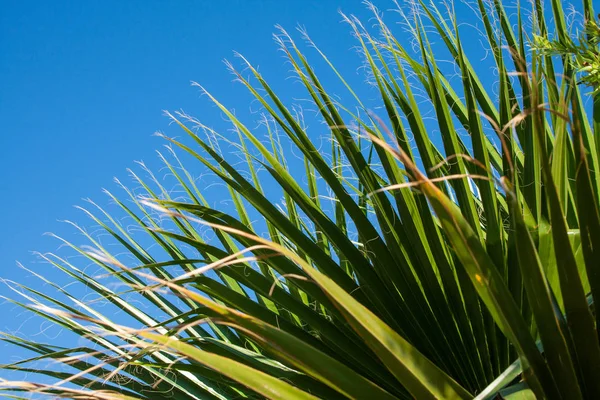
2;0;600;398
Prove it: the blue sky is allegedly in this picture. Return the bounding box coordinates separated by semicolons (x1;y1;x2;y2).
0;0;512;383
0;0;369;272
0;0;393;367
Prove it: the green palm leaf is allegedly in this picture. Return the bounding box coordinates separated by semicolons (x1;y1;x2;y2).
3;1;600;399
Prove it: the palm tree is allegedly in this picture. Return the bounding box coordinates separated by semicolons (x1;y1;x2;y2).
2;0;600;398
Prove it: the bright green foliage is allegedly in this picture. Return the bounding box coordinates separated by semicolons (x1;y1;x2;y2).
2;0;600;399
534;15;600;94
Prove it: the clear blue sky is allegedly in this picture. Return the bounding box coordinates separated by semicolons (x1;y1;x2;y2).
0;0;393;367
0;0;499;378
0;4;374;289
